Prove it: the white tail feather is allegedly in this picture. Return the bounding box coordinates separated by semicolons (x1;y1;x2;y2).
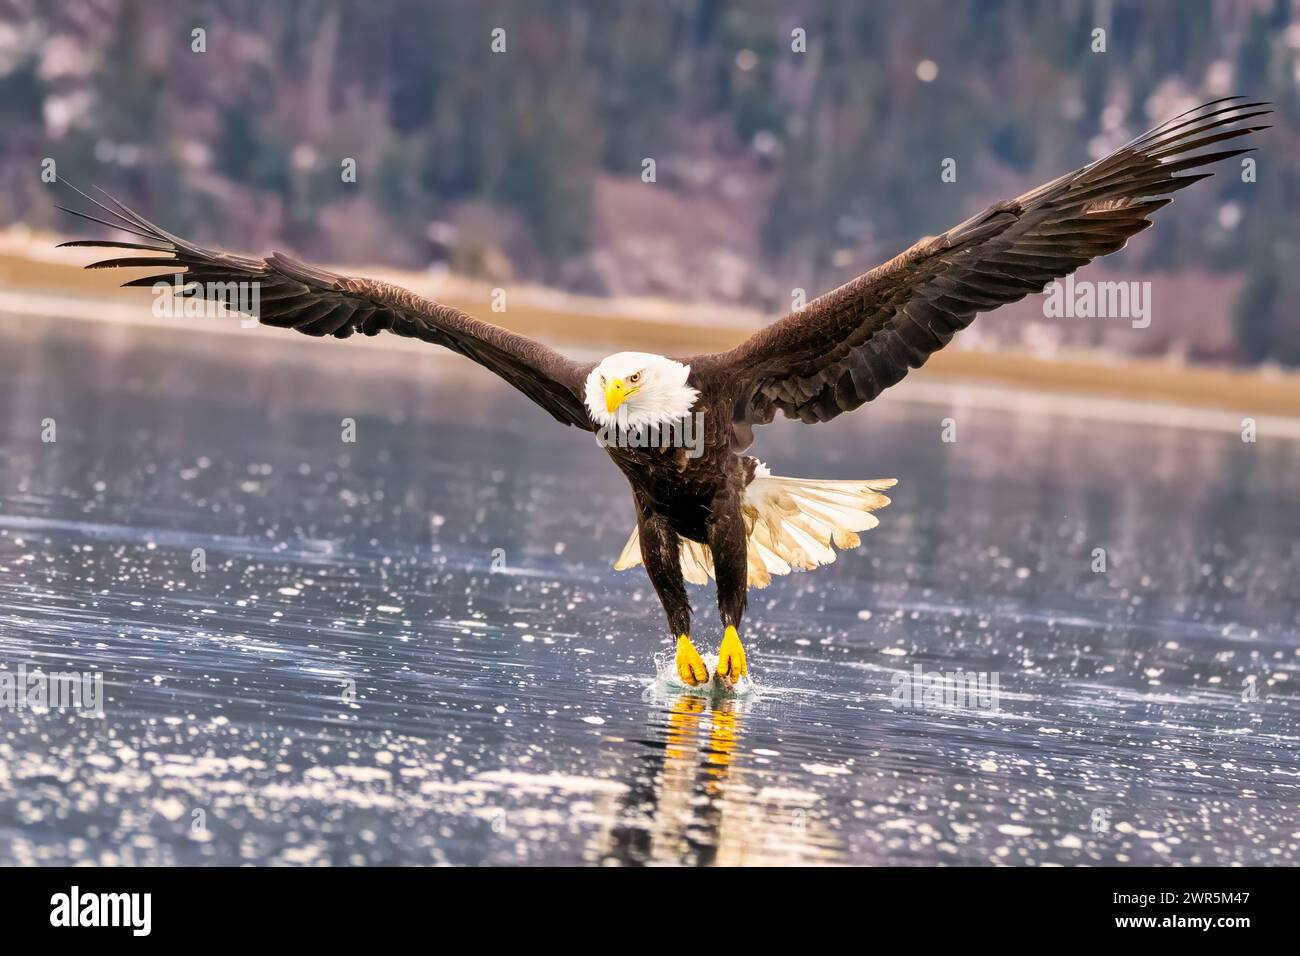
613;462;896;588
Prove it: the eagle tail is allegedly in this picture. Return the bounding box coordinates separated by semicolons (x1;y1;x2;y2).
612;463;896;589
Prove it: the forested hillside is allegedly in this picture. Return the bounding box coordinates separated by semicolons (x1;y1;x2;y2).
2;0;1297;363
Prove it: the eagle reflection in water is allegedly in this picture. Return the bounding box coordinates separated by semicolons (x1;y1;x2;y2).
595;694;838;866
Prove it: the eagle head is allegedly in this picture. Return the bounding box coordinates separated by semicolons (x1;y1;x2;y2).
584;352;699;430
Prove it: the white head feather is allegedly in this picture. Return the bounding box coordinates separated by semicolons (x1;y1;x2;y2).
584;351;699;430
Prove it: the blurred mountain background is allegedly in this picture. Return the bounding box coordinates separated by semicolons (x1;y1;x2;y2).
1;0;1297;366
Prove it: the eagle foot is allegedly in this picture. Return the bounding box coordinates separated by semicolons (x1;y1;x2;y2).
716;625;748;686
675;634;709;686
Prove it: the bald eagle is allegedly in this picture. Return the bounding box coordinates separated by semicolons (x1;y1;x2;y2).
59;98;1268;688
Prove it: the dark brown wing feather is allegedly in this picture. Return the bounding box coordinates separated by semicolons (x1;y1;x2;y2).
57;188;594;429
692;97;1270;445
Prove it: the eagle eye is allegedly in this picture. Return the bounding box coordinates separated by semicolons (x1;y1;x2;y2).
628;371;642;384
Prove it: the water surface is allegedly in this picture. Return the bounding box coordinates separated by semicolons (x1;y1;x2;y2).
0;313;1296;865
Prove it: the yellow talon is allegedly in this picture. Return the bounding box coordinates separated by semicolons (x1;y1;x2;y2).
675;634;709;686
717;625;748;685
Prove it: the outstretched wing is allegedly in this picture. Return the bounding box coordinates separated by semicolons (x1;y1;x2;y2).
57;188;594;429
693;97;1270;443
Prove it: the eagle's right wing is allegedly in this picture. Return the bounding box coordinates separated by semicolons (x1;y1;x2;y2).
58;187;595;429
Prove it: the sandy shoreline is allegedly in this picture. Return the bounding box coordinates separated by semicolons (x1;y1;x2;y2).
4;232;1299;437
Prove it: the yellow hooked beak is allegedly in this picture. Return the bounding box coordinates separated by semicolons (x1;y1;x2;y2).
605;377;637;413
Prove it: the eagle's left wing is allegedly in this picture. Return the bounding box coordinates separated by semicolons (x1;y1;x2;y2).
57;187;594;429
689;97;1269;445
